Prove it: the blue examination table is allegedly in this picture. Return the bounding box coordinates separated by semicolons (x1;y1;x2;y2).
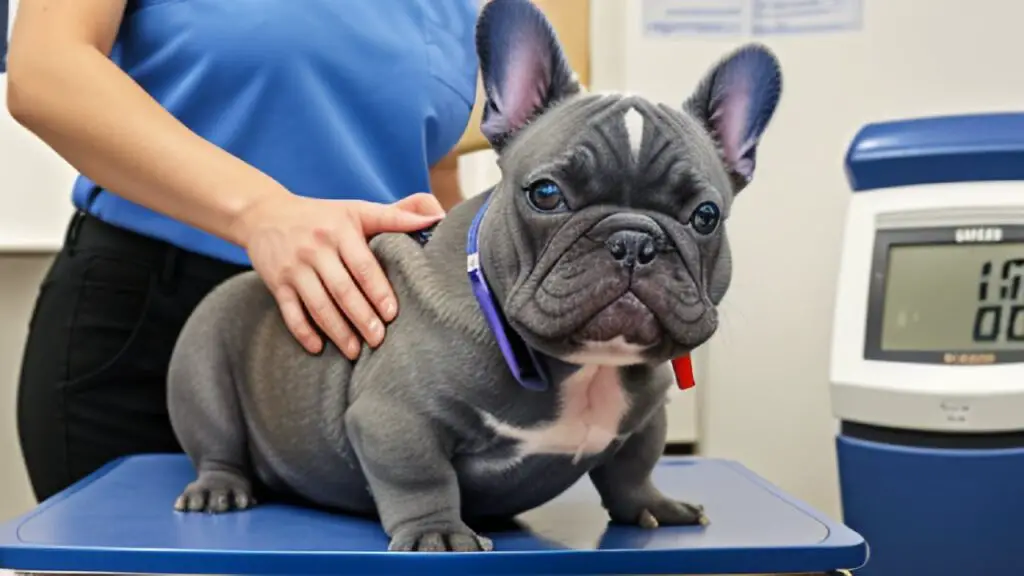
0;455;867;575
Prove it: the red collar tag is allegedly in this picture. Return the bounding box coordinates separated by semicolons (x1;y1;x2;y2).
671;354;696;390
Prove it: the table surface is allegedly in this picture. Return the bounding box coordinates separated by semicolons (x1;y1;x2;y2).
0;455;867;575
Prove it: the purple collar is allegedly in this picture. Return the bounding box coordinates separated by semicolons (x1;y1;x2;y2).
466;194;551;391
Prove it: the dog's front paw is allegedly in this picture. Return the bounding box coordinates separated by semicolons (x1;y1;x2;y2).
174;470;255;513
608;493;708;528
635;498;708;528
388;527;494;552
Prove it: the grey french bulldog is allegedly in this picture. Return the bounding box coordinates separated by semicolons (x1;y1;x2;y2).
167;0;782;553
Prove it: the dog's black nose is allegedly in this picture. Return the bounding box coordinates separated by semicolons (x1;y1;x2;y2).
606;230;657;267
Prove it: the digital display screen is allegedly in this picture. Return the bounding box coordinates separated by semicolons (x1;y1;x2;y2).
880;243;1024;353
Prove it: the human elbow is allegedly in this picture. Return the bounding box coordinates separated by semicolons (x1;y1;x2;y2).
5;47;56;128
6;91;33;129
6;57;37;125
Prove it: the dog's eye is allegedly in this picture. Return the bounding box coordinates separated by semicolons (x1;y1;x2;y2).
689;201;721;235
525;180;568;213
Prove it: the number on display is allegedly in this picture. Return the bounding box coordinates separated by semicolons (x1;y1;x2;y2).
974;259;1024;343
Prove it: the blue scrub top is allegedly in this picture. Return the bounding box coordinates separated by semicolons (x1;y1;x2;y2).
72;0;480;266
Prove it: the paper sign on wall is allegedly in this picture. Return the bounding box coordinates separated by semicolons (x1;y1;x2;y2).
642;0;746;37
643;0;863;38
752;0;862;35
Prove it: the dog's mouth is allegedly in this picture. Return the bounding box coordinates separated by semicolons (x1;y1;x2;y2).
558;292;662;366
575;291;661;346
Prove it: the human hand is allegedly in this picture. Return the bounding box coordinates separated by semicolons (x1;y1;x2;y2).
235;192;445;359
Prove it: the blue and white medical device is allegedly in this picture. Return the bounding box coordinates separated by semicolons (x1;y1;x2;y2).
831;112;1024;576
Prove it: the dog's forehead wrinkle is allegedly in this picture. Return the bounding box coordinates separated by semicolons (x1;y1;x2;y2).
572;101;670;171
500;94;622;167
635;102;734;204
524;150;577;180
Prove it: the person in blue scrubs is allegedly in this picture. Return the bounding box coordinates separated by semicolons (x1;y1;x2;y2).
7;0;480;502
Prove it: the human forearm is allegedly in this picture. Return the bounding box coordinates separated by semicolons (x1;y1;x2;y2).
7;39;285;246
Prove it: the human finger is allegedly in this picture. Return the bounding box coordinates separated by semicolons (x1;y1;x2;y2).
358;202;444;237
337;228;398;324
394;192;446;218
273;284;323;355
292;267;360;359
315;246;385;348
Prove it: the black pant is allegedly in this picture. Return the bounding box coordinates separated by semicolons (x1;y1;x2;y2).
16;211;249;503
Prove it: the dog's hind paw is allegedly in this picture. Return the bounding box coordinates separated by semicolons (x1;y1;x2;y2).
388;529;494;552
174;470;255;513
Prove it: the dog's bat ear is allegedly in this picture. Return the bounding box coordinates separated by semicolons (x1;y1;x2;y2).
684;44;782;194
476;0;581;152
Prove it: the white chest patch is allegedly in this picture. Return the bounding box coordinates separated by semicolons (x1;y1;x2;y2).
480;365;630;463
562;336;651;367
